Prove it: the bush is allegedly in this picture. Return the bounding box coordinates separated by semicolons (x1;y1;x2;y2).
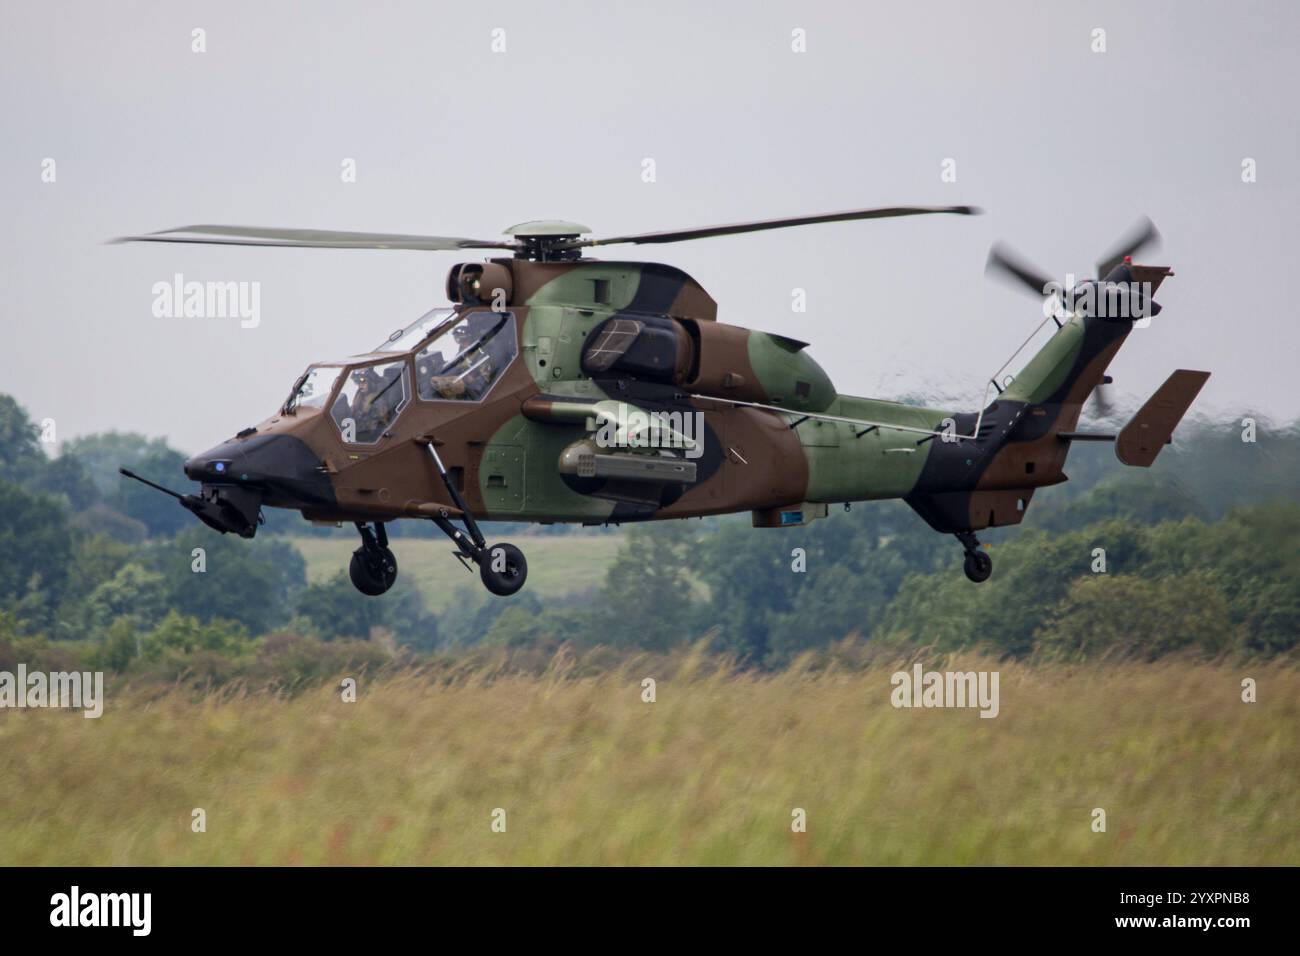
252;632;393;687
139;611;252;663
1034;571;1234;660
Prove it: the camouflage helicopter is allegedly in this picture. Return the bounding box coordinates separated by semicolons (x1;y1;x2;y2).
116;207;1207;597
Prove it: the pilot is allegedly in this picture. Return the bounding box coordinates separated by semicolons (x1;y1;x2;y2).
349;367;388;438
425;313;498;400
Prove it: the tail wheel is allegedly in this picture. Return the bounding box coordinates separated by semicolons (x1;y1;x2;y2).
479;542;527;596
963;549;993;584
350;546;398;596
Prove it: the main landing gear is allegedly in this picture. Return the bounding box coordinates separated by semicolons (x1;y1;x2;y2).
956;531;993;583
350;521;398;596
422;440;528;597
346;442;529;598
346;516;527;597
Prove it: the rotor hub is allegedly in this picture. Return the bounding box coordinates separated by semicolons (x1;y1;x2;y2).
503;220;592;261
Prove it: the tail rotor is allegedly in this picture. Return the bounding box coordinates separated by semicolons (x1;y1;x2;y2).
985;217;1166;324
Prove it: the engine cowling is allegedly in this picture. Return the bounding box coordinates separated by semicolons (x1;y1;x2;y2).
579;314;835;412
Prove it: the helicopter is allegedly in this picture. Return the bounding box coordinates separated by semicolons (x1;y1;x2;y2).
115;206;1208;597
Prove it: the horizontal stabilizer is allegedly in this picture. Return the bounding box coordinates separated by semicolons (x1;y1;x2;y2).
1058;432;1115;443
1116;369;1210;467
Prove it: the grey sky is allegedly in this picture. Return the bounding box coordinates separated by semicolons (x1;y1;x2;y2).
2;0;1296;454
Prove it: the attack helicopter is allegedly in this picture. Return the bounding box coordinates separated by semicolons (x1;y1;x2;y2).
115;206;1207;596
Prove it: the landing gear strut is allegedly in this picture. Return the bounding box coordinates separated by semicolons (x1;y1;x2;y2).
956;531;993;584
350;521;398;596
422;440;528;597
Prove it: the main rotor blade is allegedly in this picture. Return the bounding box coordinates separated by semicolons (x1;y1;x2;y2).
571;205;980;249
985;242;1055;298
1096;216;1161;279
111;225;516;252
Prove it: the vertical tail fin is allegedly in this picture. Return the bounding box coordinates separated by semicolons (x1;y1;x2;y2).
1115;369;1210;466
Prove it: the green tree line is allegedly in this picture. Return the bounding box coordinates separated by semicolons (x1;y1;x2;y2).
1;392;1295;683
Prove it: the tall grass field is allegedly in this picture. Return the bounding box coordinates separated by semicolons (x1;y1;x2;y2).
1;654;1295;865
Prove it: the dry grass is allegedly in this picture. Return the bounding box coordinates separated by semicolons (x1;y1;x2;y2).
1;653;1295;865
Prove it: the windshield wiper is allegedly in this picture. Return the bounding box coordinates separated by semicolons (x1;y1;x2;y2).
283;371;309;414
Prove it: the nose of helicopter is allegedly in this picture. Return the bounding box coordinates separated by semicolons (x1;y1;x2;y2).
184;432;335;507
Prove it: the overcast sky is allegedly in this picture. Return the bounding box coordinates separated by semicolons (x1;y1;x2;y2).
2;0;1296;454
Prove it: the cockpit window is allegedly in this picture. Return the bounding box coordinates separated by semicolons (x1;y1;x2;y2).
373;307;456;353
285;365;342;414
330;360;410;443
415;311;517;402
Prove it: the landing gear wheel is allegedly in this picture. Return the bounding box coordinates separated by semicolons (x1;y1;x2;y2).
350;546;398;596
963;549;993;583
479;542;527;596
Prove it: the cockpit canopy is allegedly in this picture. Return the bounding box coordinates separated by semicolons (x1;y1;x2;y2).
373;307;455;353
284;365;341;414
283;307;519;444
332;360;411;443
413;310;515;402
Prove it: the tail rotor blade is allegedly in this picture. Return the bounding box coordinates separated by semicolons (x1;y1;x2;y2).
1096;217;1161;279
985;242;1055;299
1091;384;1115;419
